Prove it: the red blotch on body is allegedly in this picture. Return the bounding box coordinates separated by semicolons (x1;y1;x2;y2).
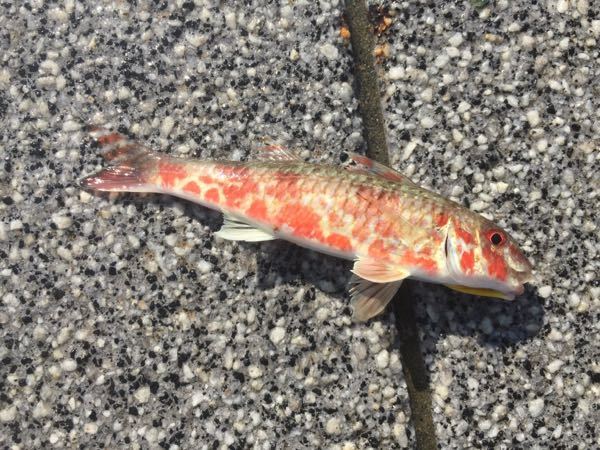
403;250;437;274
183;181;201;194
325;233;352;252
219;169;260;208
276;203;323;240
482;246;508;281
159;161;188;188
460;249;475;274
265;176;301;199
435;212;449;227
327;212;343;228
352;222;371;243
223;184;245;207
375;218;394;238
455;225;474;245
368;239;389;260
198;175;215;185
247;200;268;222
204;188;220;203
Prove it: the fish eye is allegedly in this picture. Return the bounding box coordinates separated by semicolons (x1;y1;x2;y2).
488;230;505;246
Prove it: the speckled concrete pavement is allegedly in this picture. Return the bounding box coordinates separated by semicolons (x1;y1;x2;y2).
0;1;598;449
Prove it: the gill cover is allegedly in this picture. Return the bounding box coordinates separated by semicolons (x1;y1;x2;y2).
444;220;512;300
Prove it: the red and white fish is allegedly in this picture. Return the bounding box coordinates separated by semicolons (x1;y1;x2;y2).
81;127;533;321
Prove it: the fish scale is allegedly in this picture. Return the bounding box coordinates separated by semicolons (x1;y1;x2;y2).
81;127;533;321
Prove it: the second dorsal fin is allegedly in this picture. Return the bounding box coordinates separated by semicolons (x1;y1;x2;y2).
346;152;416;185
255;144;302;162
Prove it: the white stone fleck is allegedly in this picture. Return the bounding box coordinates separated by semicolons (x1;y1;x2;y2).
84;422;98;434
3;293;19;307
248;365;263;379
446;46;460;58
40;59;60;75
457;101;471;113
528;398;545;418
325;417;341;435
435;384;449;400
402;140;418;161
529;187;542;201
496;182;509;194
452;129;464;143
434;53;449;68
224;10;237;29
388;66;404;80
197;260;212;274
0;405;16;422
269;326;286;345
526;110;540;127
186;33;208;47
62;120;80;132
117;86;130;100
375;349;390;369
319;43;339;60
547;359;564;374
164;234;177;247
134;386;151;403
420;87;433;102
562;169;575;186
448;33;464;47
32;401;51;419
160;116;175;137
471;200;489;211
61;358;77;372
479;419;492;431
556;0;569;13
538;285;552;298
420;116;436;129
52;215;72;230
127;235;140;249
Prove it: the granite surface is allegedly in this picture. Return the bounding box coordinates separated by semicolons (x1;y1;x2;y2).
0;0;598;449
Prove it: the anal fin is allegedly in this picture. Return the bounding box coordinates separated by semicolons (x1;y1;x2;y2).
349;275;403;322
215;214;276;242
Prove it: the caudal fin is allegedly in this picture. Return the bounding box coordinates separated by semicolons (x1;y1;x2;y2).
81;126;159;192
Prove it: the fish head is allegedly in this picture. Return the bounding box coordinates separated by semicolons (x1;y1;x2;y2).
444;216;533;300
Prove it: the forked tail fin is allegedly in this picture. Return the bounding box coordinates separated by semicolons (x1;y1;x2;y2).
80;126;159;192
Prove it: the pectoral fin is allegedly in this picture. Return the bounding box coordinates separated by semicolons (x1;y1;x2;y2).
349;276;403;321
352;257;411;283
215;214;276;242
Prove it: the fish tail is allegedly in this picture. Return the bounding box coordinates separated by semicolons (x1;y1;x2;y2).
80;126;160;192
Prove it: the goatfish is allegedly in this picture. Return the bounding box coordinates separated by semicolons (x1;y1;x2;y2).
81;127;533;321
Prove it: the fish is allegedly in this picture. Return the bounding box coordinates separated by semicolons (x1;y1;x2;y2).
81;127;534;321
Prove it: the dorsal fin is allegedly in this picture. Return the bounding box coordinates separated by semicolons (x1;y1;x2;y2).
255;144;302;161
346;152;416;185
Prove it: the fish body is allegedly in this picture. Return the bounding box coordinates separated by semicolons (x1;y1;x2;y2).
82;128;533;320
